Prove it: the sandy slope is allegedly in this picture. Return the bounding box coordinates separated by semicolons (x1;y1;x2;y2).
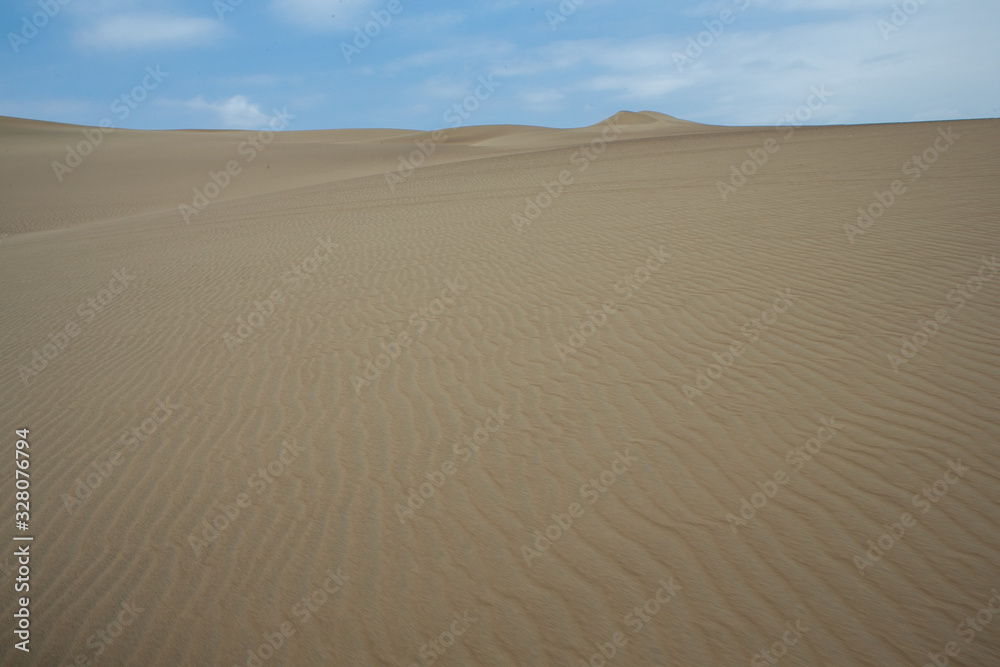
1;111;998;666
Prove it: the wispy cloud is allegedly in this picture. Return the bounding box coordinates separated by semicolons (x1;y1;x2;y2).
582;74;687;99
75;14;222;50
419;76;473;100
518;89;566;110
269;0;380;31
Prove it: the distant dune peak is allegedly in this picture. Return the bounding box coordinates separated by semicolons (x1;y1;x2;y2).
600;110;693;126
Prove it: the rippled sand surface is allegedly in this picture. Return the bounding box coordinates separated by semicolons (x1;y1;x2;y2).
1;112;998;665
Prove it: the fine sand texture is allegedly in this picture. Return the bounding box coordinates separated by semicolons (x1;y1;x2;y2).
1;111;999;666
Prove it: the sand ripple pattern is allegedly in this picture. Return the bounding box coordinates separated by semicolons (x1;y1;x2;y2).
1;116;998;666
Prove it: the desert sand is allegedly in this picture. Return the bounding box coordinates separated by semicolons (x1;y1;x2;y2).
1;110;998;666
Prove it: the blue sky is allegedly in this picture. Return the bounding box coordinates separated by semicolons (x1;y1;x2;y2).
2;0;998;131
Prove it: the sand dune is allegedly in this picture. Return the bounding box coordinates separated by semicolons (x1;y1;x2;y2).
1;112;998;666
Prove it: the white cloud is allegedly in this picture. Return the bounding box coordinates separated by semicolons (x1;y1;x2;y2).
75;14;222;50
177;95;273;129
